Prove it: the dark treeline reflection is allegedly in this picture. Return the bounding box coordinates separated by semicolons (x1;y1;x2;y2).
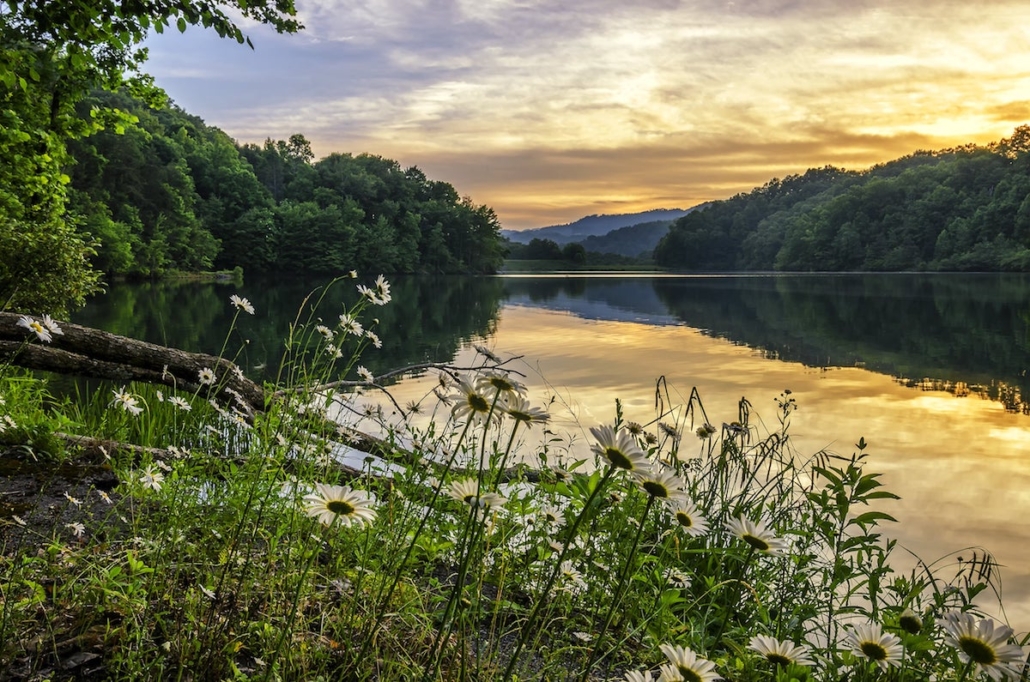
501;274;1030;413
72;276;506;382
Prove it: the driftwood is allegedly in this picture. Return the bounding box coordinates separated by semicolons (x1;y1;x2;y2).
2;313;544;484
0;312;265;412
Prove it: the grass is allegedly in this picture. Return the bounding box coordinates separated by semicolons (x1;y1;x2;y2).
1;279;1027;681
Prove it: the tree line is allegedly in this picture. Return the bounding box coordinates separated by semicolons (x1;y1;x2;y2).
67;89;505;279
654;128;1030;272
1;0;504;316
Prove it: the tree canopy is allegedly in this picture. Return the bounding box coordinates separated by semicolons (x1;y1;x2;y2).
1;0;300;313
654;129;1030;272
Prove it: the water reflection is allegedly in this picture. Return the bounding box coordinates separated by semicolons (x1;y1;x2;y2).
74;276;507;381
501;274;1030;413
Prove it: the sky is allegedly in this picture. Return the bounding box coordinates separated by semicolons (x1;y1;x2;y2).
143;0;1030;230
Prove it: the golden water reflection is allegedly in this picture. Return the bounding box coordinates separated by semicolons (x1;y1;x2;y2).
379;304;1030;632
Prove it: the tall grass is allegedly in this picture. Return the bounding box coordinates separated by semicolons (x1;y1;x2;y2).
0;279;1026;681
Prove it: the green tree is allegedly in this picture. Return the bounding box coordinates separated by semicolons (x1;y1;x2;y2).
0;0;300;312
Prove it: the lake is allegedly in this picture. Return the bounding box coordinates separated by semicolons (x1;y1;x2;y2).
72;272;1030;631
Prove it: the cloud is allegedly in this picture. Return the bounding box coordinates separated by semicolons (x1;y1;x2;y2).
143;0;1030;228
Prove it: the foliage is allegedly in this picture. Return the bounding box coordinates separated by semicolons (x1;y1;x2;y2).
0;0;300;312
1;281;1026;680
654;129;1030;272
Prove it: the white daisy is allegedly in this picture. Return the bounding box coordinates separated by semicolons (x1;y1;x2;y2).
940;611;1026;681
447;478;507;509
725;515;788;556
41;314;64;336
302;483;377;528
315;324;334;341
633;466;687;500
590;425;651;472
503;395;550;426
357;366;374;384
666;499;710;538
624;671;653;682
110;387;143;416
338;313;363;336
658;644;721;682
229;294;255;314
365;330;382;348
65;522;85;538
17;315;52;343
450;376;499;424
538;504;565;526
748;635;815;667
168;396;191;411
846;622;903;670
198;368;216;385
139;465;164;492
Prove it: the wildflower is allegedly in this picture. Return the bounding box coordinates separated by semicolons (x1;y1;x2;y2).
725;515;788;555
538;505;565;526
231;364;245;381
625;421;644;436
64;492;82;506
0;414;15;433
552;467;573;483
357;276;391;305
155;460;172;472
666;499;710;537
503;395;549;425
748;635;815;667
17;315;52;342
447;478;507;509
899;608;922;634
198;368;216;385
339;313;363;336
229;294;255;314
315;324;334;341
156;390;165;402
65;522;85;538
450;376;498;424
348;270;357;278
558;561;586;590
110;387;143;416
41;314;64;336
95;490;113;505
325;343;343;359
659;422;680;442
374;274;391;299
168;396;191;411
12;515;26;526
658;644;721;682
303;483;377;528
139;465;164;492
666;568;691;589
590;425;651;472
473;343;502;363
357;366;374;384
696;423;717;439
200;585;217;600
572;631;592;643
478;371;525;396
846;622;903;670
940;611;1025;680
633;466;687;500
624;672;653;682
365;330;382;348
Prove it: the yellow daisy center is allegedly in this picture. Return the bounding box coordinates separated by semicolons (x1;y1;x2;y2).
959;637;998;664
678;666;703;682
860;641;888;660
467;394;490;412
642;481;671;497
676;512;694;527
327;500;356;515
766;653;791;666
742;534;771;551
604;447;633;469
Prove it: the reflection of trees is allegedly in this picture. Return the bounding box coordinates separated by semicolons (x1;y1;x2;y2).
650;274;1030;413
72;276;506;382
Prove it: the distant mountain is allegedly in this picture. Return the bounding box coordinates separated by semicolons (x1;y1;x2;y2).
503;208;692;245
578;220;675;258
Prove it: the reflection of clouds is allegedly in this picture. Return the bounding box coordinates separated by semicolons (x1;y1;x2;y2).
145;0;1030;228
376;303;1030;630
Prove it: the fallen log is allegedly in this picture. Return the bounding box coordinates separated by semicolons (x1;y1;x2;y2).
1;312;265;412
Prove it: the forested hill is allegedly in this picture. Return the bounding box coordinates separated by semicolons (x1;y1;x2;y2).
654;127;1030;272
66;90;505;278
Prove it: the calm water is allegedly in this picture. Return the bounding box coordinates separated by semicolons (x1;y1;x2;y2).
73;273;1030;630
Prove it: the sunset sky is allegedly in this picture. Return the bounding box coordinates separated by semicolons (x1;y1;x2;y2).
144;0;1030;229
